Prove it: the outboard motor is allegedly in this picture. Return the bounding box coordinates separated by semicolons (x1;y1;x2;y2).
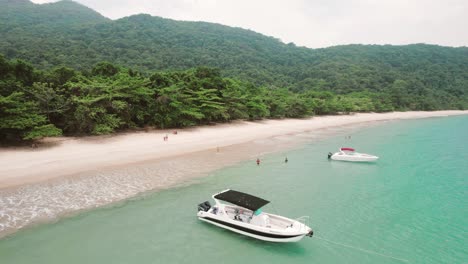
197;201;211;212
327;152;333;159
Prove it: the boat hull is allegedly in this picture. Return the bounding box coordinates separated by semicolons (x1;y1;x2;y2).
198;216;307;242
331;153;379;162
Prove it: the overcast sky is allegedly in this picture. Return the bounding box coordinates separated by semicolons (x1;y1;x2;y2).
31;0;468;48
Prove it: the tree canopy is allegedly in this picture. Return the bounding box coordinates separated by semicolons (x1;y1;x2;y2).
1;56;466;143
0;0;467;143
1;1;467;96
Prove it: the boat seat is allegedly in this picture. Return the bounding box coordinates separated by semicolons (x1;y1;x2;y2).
234;214;243;222
250;214;270;227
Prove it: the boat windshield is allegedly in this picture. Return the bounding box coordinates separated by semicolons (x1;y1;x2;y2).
340;147;355;152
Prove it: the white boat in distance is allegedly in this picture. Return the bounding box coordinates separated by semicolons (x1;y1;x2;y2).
328;147;379;162
197;189;313;242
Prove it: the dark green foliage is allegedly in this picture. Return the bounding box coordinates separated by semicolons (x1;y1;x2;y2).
0;0;467;143
45;67;78;86
0;56;63;142
1;0;466;112
91;62;120;77
0;55;466;143
0;91;62;141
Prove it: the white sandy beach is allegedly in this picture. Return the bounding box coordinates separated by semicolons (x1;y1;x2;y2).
0;110;467;237
1;110;467;189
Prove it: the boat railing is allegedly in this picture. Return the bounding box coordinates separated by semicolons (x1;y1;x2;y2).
295;216;310;231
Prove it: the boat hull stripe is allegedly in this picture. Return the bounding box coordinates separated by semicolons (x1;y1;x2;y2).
202;217;304;239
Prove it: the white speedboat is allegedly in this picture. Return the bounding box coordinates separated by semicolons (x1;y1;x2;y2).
328;147;379;162
197;189;313;242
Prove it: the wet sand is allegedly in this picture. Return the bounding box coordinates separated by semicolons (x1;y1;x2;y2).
0;110;467;237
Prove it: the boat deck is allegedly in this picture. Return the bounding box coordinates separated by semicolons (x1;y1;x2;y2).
223;205;292;230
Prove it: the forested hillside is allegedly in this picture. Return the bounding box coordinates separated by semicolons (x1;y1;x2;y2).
0;0;467;142
0;56;397;142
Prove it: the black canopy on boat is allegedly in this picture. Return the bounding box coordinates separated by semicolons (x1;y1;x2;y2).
214;190;270;211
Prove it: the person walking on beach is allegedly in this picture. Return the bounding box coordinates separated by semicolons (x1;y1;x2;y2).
256;158;260;166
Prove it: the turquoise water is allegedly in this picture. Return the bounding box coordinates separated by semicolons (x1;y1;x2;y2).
0;115;467;263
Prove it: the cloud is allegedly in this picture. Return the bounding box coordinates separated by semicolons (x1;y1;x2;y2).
30;0;468;48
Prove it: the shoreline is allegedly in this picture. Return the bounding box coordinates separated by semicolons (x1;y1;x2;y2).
0;110;467;238
2;111;467;189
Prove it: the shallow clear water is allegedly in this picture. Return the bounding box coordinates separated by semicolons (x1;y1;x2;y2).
0;115;467;264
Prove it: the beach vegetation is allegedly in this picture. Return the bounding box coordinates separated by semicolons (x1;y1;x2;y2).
1;55;466;143
1;1;467;142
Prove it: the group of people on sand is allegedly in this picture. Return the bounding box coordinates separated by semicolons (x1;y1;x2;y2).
161;129;290;166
